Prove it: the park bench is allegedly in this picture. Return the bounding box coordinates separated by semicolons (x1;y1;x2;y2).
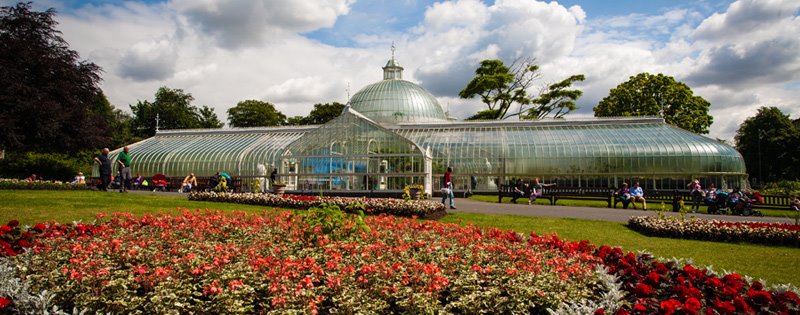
497;184;556;204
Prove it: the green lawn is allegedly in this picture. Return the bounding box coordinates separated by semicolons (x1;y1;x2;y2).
0;190;276;225
2;190;798;287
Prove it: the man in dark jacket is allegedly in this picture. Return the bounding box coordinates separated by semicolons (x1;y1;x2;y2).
93;148;111;191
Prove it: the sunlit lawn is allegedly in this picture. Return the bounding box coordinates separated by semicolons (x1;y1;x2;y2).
2;190;798;287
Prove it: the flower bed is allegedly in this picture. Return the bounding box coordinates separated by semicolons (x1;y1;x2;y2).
1;212;601;314
2;213;798;314
188;191;446;219
628;216;800;247
0;178;91;190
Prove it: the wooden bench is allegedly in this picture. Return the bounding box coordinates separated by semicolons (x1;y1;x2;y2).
498;184;555;204
551;187;614;207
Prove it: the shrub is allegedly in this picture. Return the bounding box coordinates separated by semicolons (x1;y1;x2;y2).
0;178;91;191
0;151;93;182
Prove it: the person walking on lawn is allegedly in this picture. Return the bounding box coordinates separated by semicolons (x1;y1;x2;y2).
116;146;132;193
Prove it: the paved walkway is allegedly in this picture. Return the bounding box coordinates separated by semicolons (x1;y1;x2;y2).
449;198;796;224
130;190;796;224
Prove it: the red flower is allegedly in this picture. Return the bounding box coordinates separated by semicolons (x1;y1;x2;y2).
594;308;605;315
659;299;682;315
713;298;736;314
634;283;652;297
0;296;11;309
6;220;19;228
645;271;660;285
746;289;772;306
633;303;648;312
684;297;701;314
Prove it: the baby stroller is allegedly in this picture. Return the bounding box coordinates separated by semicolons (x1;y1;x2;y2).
707;191;729;215
731;194;763;217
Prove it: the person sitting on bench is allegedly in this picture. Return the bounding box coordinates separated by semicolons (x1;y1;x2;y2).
615;183;631;209
629;181;647;210
528;177;555;205
511;178;526;204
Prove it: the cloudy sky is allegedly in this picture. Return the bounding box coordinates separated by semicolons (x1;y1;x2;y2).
7;0;799;141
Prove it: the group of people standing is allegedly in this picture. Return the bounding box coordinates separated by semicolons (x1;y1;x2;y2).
93;146;131;192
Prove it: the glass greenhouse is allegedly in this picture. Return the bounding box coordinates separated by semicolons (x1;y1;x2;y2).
95;54;748;194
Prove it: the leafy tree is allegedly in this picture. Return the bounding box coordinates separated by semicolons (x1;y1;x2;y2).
92;93;139;148
227;100;286;127
304;102;345;125
198;105;223;128
286;116;306;125
0;2;109;153
459;58;585;120
287;102;345;125
735;107;800;183
523;75;585;119
593;73;713;134
130;87;219;137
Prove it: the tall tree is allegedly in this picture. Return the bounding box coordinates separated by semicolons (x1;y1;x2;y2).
130;87;218;137
227;100;286;127
735;107;800;183
594;73;713;134
0;2;109;153
287;102;345;125
459;58;585;120
198;105;224;128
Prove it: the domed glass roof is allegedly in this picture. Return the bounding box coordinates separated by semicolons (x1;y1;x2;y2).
349;56;448;125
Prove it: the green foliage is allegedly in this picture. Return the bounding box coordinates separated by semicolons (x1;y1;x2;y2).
523;74;585;119
296;203;368;242
0;2;110;153
226;99;286;127
593;73;713;134
288;102;346;125
198;105;224;128
130;87;221;137
0;151;93;181
459;58;584;120
735;107;800;182
758;181;800;196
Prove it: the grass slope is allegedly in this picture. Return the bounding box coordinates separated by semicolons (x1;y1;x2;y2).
2;190;798;287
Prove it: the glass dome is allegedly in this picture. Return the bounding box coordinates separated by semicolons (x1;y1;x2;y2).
349;56;448;125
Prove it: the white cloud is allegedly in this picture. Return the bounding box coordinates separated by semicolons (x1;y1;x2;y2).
118;39;179;81
36;0;800;143
171;0;355;49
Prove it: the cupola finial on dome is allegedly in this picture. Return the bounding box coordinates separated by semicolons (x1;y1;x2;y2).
383;42;403;80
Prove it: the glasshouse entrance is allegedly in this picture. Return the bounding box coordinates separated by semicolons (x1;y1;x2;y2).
278;107;432;195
